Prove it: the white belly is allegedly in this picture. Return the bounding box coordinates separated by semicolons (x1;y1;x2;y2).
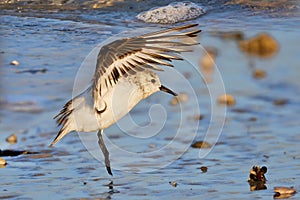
99;80;145;129
72;70;160;132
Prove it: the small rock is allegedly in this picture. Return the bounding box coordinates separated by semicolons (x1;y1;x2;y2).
200;47;218;83
200;50;216;69
194;114;204;121
248;117;257;122
248;165;268;191
200;53;214;79
137;2;206;24
200;53;215;69
217;94;235;106
239;33;279;58
191;141;212;149
6;134;17;144
169;92;189;106
199;166;208;173
0;157;7;166
248;165;267;182
253;69;266;79
274;187;296;199
169;181;178;187
10;60;19;66
273;99;288;106
274;187;296;195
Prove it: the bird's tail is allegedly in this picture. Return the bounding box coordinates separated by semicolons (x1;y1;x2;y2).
50;96;83;147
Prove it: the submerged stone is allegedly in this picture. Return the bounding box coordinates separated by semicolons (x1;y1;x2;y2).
217;94;236;106
239;33;279;58
253;69;267;79
274;187;296;199
191;141;211;149
6;134;17;144
0;157;7;166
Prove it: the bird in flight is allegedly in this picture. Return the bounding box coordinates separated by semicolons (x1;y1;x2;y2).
50;24;201;175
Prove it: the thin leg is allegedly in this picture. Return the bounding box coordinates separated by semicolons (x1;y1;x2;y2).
97;130;113;176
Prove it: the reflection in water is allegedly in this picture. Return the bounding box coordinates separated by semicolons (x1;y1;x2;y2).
248;180;267;191
106;181;120;195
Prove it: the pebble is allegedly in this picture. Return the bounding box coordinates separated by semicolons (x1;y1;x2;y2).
253;69;266;79
169;181;178;187
200;53;215;69
169;92;189;106
6;134;17;144
274;187;296;195
200;47;218;83
191;141;212;149
137;2;205;24
248;117;257;122
273;99;288;106
194;114;204;121
217;94;236;106
248;165;268;191
199;166;208;173
10;60;19;66
0;157;7;166
239;33;279;58
274;187;296;198
248;165;267;182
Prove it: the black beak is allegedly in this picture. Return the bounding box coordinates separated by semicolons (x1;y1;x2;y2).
160;85;177;96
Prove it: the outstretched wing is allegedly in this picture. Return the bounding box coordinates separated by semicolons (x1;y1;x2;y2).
93;24;201;111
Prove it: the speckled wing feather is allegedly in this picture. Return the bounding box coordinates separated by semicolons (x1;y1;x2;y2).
93;24;201;111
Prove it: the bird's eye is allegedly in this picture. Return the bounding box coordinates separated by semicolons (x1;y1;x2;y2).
151;79;156;83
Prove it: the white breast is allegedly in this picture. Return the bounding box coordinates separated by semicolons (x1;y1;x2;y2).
97;70;161;129
71;70;161;132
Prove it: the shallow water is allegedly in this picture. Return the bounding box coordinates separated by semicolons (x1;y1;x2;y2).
1;1;300;199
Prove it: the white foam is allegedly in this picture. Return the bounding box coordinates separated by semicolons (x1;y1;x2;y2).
137;2;206;24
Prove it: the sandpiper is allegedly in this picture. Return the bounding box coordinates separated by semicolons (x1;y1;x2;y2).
50;24;201;175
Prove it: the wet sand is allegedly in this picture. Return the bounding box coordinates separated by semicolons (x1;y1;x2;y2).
0;1;300;199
